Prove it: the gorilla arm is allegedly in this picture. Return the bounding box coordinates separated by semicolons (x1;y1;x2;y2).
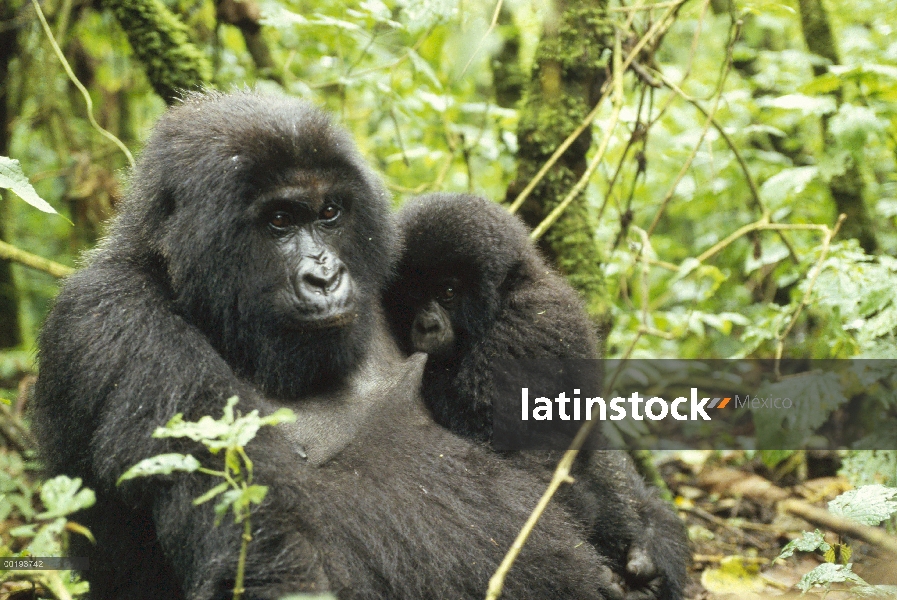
33;259;328;599
451;289;687;599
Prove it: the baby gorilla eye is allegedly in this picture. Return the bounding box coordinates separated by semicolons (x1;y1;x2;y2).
319;204;341;222
436;285;456;303
269;211;294;230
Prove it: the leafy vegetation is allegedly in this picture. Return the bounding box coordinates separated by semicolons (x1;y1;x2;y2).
119;397;296;600
2;0;897;596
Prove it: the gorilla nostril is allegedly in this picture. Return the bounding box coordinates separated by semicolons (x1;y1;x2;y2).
415;316;439;333
301;262;346;295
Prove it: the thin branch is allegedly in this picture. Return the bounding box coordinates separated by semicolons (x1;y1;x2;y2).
508;0;687;215
695;218;832;264
485;424;596;600
0;240;74;278
458;0;504;79
610;0;683;10
646;20;739;236
656;70;799;262
774;214;846;369
507;87;611;215
31;0;135;168
781;497;897;556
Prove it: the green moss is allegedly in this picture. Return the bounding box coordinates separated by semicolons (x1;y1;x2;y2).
511;0;612;328
104;0;212;104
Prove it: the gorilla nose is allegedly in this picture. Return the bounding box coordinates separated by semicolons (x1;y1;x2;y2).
300;261;345;295
415;314;441;333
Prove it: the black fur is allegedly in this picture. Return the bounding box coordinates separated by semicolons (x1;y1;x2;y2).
31;93;627;600
385;193;689;599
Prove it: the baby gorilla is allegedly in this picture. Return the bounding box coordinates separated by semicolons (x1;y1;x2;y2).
385;193;689;600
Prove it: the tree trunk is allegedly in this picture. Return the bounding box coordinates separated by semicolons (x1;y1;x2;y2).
104;0;212;105
797;0;878;253
506;0;613;346
0;1;23;349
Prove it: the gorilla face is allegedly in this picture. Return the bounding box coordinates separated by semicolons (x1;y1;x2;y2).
258;185;358;329
407;275;463;357
125;92;397;397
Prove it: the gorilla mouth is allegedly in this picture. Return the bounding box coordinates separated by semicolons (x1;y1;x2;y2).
297;311;358;330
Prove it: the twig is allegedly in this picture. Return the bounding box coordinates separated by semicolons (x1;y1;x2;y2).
610;0;683;11
774;214;845;370
781;498;897;556
31;0;134;168
695;218;835;264
656;70;799;262
0;240;74;278
485;427;596;600
508;0;687;215
458;0;504;78
646;20;738;236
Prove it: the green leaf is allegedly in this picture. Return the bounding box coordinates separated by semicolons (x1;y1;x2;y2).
760;449;793;470
760;94;836;115
828;484;897;526
225;447;241;475
796;563;866;592
244;484;268;505
117;453;201;484
8;524;37;538
675;257;700;280
408;49;442;88
154;414;233;444
0;157;57;214
36;476;95;519
828;104;884;154
759;167;818;209
259;408;297;427
154;398;292;452
214;489;242;523
223;395;238;423
777;529;829;560
753;371;848;448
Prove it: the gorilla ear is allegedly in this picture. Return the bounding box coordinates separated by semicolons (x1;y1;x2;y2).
157;190;176;220
497;260;527;295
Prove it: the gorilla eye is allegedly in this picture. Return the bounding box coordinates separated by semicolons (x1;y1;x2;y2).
437;286;456;303
268;211;294;230
319;204;341;223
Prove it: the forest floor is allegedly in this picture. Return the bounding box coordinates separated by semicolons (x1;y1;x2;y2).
0;366;894;599
661;451;896;599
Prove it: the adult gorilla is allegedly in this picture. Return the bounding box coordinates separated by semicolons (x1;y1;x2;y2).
31;92;626;600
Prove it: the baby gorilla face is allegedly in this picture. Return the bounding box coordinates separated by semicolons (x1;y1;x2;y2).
408;276;463;358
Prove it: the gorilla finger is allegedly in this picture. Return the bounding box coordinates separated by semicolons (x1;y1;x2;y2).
623;576;663;600
597;564;628;600
626;544;658;580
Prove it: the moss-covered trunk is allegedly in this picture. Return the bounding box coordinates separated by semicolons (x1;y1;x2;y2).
506;0;613;342
797;0;878;253
104;0;211;105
